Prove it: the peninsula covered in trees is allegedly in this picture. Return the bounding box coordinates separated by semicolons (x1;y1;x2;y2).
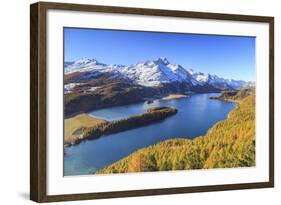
64;107;177;147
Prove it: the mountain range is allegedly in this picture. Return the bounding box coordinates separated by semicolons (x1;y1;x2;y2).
64;57;247;90
64;57;251;117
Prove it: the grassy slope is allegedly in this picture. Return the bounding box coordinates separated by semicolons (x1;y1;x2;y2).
97;93;255;174
64;114;106;145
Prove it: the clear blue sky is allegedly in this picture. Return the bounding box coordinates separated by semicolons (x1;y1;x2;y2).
64;28;255;81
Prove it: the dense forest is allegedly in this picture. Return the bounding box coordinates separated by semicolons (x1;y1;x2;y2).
97;91;255;174
65;107;177;146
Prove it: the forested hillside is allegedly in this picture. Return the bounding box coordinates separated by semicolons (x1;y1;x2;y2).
97;92;255;174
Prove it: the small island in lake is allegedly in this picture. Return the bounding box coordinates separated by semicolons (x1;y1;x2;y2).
161;94;190;100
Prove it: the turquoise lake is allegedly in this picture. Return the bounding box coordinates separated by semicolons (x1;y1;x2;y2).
64;93;235;176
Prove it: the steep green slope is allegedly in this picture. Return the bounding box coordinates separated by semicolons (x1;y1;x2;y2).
97;93;255;174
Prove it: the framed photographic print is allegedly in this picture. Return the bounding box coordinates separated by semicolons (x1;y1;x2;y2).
30;1;274;202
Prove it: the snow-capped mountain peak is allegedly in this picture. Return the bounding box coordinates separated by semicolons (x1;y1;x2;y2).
155;56;170;65
189;69;246;89
75;58;99;65
118;57;198;87
64;58;105;73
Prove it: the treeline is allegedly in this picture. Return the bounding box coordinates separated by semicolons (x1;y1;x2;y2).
66;107;177;146
97;92;255;174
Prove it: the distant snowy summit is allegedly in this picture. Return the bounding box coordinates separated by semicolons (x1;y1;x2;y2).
64;57;249;90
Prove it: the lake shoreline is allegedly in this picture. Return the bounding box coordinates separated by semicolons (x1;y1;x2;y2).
209;96;239;104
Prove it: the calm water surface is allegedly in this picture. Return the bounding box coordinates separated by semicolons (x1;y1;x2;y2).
64;93;235;176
